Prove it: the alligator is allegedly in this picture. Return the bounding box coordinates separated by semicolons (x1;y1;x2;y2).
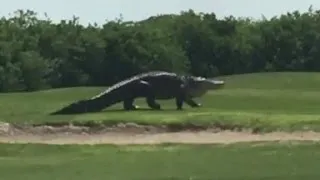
50;71;225;115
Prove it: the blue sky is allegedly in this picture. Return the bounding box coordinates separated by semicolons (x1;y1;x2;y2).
1;0;319;25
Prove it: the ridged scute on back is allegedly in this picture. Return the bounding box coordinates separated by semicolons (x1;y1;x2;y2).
90;71;178;100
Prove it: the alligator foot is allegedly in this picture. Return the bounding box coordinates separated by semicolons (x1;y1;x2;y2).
191;103;202;108
123;105;140;110
176;107;184;110
175;98;202;110
186;99;202;108
150;103;161;110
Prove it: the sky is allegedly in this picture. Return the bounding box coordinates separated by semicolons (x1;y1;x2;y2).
0;0;320;25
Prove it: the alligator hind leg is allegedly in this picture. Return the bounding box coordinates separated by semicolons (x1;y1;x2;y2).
146;97;161;110
123;98;139;110
137;80;161;110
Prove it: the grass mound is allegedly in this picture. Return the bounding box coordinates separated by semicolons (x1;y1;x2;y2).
1;72;320;132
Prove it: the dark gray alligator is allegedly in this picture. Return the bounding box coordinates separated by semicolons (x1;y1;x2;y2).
51;71;225;115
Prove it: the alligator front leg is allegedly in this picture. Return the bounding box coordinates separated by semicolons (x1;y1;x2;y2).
176;84;189;110
175;97;184;110
175;97;201;110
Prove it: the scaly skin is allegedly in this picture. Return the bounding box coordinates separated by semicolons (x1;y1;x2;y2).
50;71;225;115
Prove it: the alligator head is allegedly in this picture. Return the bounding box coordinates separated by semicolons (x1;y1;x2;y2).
185;76;225;97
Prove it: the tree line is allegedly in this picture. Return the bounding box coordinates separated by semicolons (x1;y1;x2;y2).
0;7;320;92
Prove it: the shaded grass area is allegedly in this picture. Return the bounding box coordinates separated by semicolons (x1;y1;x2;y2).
0;142;319;180
2;72;320;132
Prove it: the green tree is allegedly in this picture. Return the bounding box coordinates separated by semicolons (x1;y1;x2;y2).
1;8;320;92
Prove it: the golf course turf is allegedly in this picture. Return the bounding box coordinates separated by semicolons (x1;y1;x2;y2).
1;72;320;180
1;72;320;132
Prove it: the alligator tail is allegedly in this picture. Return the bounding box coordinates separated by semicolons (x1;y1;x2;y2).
50;87;124;115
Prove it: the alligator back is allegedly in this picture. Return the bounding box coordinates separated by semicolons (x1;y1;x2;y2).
89;71;178;100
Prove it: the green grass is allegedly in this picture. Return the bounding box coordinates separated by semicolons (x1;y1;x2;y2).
2;72;320;131
0;142;319;180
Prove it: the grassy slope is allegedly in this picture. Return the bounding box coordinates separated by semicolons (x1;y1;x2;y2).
1;72;320;131
0;142;319;180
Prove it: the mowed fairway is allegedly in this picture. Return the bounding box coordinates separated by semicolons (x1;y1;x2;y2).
1;72;320;131
1;72;320;180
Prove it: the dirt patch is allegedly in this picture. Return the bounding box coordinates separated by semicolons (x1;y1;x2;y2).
0;122;320;145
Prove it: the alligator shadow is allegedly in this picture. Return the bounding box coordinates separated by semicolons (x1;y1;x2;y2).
102;108;166;113
49;108;167;116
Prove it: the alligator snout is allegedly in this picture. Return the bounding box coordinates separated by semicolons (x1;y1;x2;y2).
206;79;225;89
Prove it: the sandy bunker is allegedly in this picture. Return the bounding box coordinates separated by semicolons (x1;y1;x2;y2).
1;122;320;145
